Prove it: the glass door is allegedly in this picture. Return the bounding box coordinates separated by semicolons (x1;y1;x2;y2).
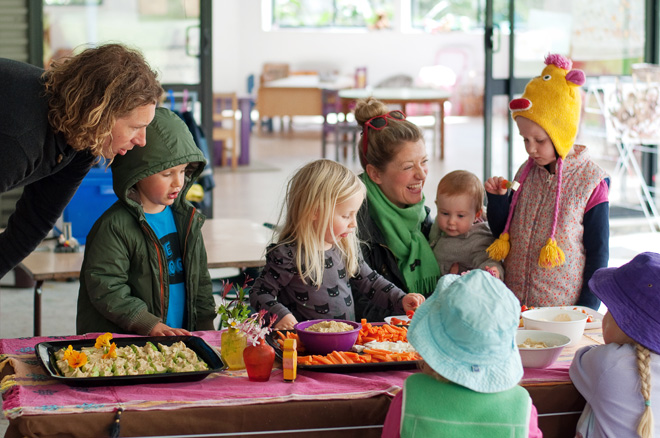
42;0;212;136
483;0;648;181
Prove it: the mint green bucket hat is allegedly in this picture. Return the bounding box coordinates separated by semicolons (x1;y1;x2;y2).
408;270;523;393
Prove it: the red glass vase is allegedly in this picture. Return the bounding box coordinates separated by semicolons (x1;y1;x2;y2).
243;338;275;382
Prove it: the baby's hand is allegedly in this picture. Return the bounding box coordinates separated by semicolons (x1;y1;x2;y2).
149;322;191;337
483;266;500;279
274;313;298;331
402;293;425;312
485;177;509;196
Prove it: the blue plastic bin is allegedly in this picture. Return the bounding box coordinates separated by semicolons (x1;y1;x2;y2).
63;167;117;245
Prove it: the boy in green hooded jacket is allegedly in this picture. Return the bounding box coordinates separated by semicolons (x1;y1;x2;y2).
76;108;216;336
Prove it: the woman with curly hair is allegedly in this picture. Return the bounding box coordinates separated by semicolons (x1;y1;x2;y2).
0;43;163;278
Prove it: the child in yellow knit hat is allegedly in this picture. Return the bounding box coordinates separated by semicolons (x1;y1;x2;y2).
485;53;609;310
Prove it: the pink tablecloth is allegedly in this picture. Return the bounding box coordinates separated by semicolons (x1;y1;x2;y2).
1;331;409;420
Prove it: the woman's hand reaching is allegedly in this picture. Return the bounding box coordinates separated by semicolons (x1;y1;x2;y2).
402;293;425;312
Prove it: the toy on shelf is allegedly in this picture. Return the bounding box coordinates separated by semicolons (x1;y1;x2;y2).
54;222;81;253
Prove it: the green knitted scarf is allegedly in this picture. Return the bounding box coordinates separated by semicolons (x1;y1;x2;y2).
361;173;439;296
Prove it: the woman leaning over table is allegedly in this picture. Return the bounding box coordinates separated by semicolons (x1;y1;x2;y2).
354;97;439;322
0;43;163;278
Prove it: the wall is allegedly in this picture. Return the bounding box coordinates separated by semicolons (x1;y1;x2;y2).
212;0;485;95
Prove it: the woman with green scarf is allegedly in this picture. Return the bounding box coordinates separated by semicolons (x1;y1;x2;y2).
354;98;440;322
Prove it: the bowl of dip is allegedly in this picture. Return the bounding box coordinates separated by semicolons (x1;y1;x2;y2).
294;319;361;355
521;307;588;346
516;330;571;368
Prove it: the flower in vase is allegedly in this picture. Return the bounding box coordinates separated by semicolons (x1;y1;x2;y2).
238;310;278;347
216;275;253;329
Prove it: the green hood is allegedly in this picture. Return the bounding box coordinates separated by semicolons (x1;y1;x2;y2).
111;107;206;211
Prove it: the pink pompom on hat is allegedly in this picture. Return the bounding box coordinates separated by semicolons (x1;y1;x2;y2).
487;53;586;269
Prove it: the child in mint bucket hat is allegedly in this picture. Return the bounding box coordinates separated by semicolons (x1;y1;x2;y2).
570;252;660;438
382;270;542;438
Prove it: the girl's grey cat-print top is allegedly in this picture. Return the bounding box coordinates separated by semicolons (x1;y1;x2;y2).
249;243;406;322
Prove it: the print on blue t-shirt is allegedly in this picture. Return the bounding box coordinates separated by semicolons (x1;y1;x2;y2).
145;207;186;328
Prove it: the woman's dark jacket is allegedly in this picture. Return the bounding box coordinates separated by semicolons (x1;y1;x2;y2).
355;200;433;322
0;58;95;278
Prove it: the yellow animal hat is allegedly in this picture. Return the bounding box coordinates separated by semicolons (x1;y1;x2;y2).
487;54;586;268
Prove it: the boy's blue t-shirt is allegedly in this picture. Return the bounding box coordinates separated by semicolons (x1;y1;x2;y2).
144;206;185;328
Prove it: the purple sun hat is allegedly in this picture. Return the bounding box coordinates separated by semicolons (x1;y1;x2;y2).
588;252;660;354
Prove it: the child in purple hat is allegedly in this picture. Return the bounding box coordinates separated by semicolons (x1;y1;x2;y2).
569;252;660;437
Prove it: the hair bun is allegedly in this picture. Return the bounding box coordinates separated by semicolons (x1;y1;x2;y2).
354;97;389;126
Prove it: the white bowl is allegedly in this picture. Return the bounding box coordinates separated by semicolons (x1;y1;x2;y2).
517;330;571;368
521;308;588;346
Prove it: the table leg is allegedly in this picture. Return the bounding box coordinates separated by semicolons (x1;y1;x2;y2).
238;97;252;166
440;100;445;160
34;280;44;337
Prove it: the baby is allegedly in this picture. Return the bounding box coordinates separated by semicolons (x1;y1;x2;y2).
429;170;503;278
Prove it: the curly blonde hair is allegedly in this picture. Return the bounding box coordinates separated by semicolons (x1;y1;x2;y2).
43;43;163;157
276;159;365;288
354;97;424;171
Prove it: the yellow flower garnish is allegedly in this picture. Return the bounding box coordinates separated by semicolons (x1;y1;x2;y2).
102;342;117;359
67;350;88;369
95;332;113;349
62;345;74;361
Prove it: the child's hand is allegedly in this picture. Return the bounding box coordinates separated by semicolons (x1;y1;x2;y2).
149;322;192;337
274;313;298;330
485;177;509;196
402;293;425;312
483;266;500;279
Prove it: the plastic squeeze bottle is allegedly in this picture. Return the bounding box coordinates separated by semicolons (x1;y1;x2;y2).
282;338;297;382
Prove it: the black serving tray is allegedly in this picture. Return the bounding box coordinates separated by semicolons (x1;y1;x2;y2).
267;330;420;373
35;335;226;386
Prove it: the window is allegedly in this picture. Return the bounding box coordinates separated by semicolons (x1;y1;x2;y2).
410;0;485;32
271;0;394;29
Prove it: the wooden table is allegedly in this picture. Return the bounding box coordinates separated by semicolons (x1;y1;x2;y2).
256;75;353;122
338;87;451;159
18;218;273;336
0;330;602;438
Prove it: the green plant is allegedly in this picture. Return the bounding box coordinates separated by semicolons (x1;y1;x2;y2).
216;276;253;329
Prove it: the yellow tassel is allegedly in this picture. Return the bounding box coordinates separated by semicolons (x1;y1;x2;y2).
486;233;510;261
538;238;565;268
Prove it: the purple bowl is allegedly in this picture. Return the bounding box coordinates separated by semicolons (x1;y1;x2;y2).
294;319;361;355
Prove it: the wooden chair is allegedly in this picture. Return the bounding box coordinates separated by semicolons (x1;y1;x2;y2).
212;93;239;169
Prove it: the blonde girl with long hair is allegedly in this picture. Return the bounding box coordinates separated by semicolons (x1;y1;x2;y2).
249;159;425;330
570;252;660;438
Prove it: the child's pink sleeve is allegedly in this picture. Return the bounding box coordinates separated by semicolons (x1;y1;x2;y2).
381;390;403;438
529;403;543;438
585;180;609;213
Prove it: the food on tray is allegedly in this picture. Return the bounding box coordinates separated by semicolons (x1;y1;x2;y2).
305;320;354;333
54;334;208;378
572;307;595;323
519;305;535;327
275;320;421;366
357;340;417;354
518;338;550;349
358;320;408;344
